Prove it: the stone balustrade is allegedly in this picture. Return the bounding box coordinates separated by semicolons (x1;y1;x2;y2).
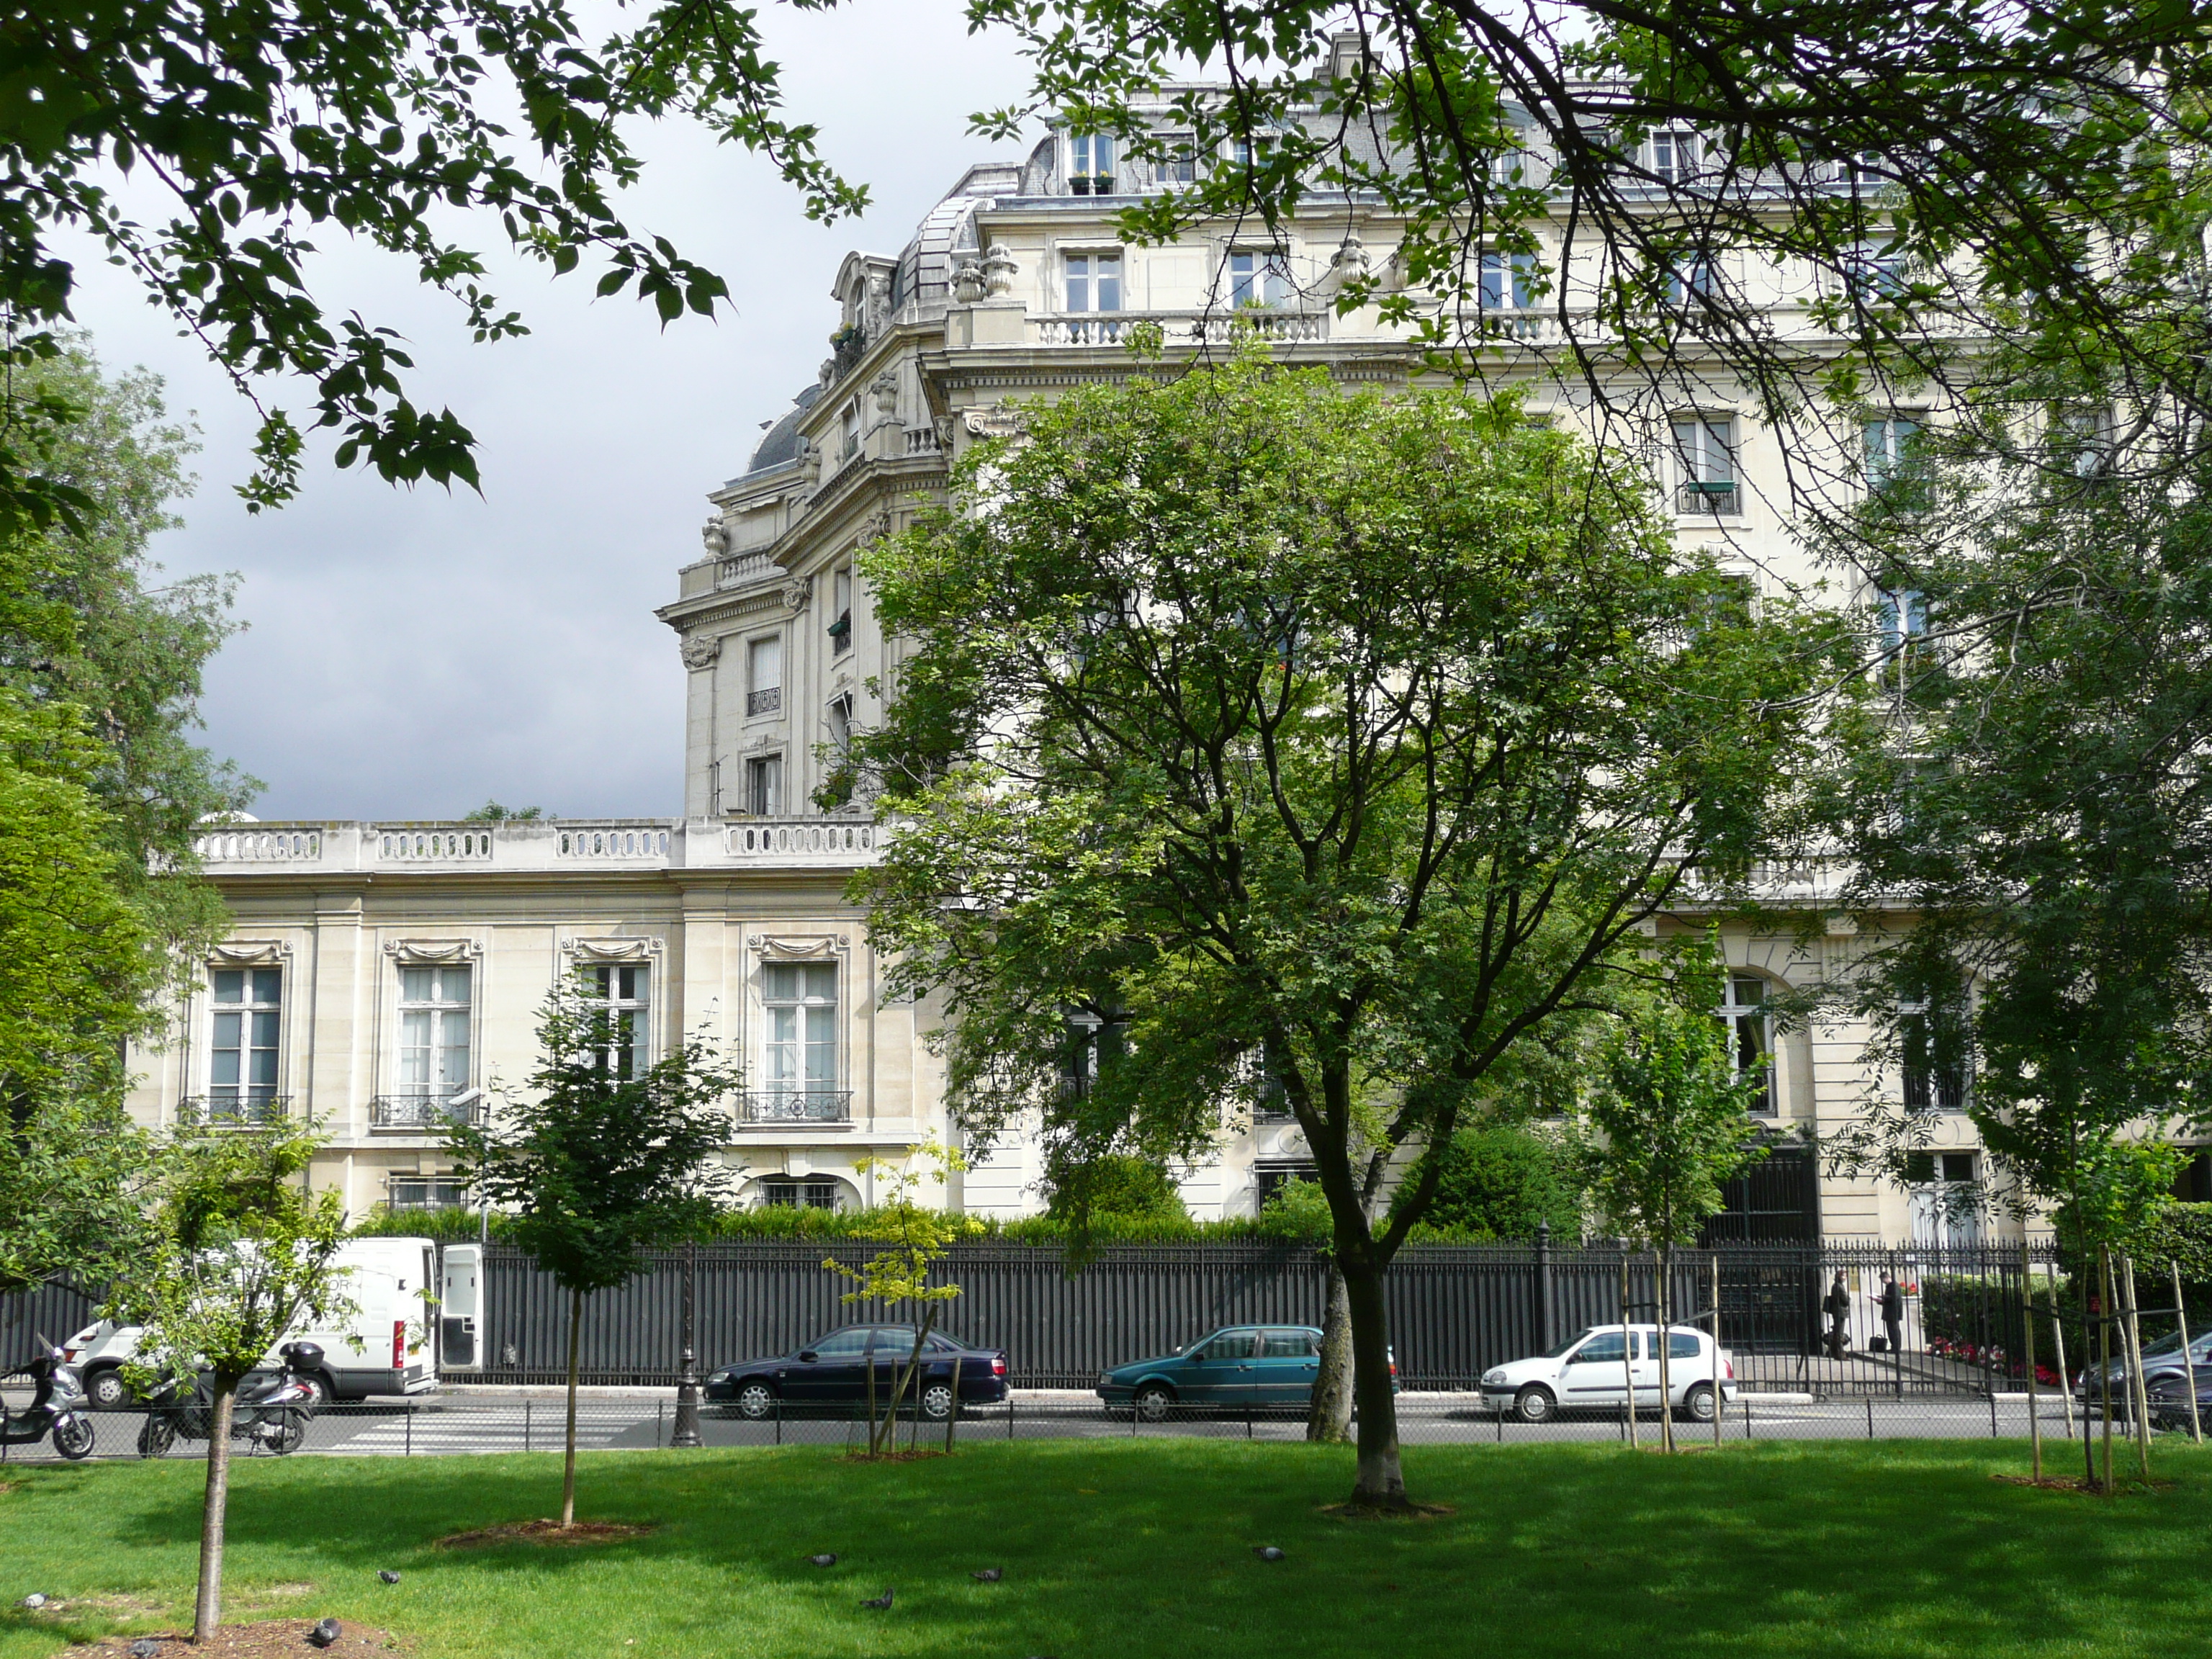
185;815;886;875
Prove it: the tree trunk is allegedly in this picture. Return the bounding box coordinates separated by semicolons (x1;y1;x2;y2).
1656;1247;1676;1455
1305;1264;1354;1443
561;1287;582;1529
1341;1253;1406;1508
194;1384;236;1641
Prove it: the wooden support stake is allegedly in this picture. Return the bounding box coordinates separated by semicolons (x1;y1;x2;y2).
2021;1241;2041;1482
2047;1291;2076;1442
2123;1256;2153;1485
2173;1260;2202;1446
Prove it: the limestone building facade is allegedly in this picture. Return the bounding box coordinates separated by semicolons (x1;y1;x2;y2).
123;89;2003;1244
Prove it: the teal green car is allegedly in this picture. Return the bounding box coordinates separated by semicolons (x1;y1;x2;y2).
1097;1325;1334;1419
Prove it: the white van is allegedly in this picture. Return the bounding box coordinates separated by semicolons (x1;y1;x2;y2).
63;1236;441;1409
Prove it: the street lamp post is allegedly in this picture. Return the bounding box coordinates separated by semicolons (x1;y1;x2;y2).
673;1236;703;1447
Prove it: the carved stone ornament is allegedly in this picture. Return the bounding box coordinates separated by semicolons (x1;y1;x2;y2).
747;933;851;960
963;404;1025;439
871;369;900;419
932;415;956;451
861;508;891;544
680;633;722;670
1331;233;1371;284
384;938;482;966
561;936;665;965
952;256;986;305
782;576;812;614
209;940;289;967
701;516;731;557
866;269;891;331
983;243;1018;299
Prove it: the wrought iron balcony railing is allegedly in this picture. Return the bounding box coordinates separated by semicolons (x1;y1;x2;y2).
179;1092;289;1128
369;1094;484;1133
1677;481;1740;515
732;1088;853;1125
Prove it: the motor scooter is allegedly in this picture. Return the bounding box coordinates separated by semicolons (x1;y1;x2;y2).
1;1334;97;1460
137;1341;325;1458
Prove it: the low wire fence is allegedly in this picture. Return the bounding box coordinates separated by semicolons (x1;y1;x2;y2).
0;1386;2180;1465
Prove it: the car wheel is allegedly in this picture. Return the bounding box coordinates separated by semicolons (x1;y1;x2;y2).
735;1381;775;1421
1513;1385;1557;1425
1684;1383;1717;1424
1133;1383;1175;1423
85;1366;131;1412
920;1383;955;1421
53;1416;96;1461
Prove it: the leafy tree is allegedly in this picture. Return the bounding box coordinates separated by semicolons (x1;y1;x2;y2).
1040;1151;1187;1226
1578;956;1766;1452
1816;371;2212;1480
1393;1124;1584;1243
970;0;2212;514
0;696;163;1297
104;1126;352;1642
462;801;545;822
0;0;868;528
447;991;737;1527
855;350;1832;1506
821;1136;972;1456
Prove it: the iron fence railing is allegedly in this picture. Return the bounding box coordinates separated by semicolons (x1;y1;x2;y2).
178;1093;289;1128
730;1089;852;1125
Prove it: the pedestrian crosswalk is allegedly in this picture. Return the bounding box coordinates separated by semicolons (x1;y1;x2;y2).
315;1411;661;1456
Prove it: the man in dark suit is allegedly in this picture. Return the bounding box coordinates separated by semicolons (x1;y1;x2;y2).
1879;1273;1906;1357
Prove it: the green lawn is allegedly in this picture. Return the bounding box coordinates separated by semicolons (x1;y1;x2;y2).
1;1439;2205;1658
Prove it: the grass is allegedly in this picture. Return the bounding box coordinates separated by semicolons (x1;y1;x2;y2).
3;1437;2208;1658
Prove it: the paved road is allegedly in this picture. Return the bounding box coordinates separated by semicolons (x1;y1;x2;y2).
0;1391;2153;1463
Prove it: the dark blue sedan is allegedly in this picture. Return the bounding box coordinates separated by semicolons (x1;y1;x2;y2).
705;1323;1010;1421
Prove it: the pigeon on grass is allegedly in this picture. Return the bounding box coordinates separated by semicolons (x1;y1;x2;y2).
307;1617;343;1647
128;1640;159;1658
1253;1546;1286;1562
970;1568;1003;1583
808;1554;837;1568
17;1595;45;1609
377;1571;400;1585
859;1589;894;1611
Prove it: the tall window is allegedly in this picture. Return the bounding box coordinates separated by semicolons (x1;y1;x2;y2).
1158;132;1196;184
1066;253;1122;313
1900;999;1967;1112
1876;587;1933;689
745;754;782;817
1228;134;1277;171
1479;249;1537;310
1660;256;1713;306
840;400;861;460
1651;130;1699;184
1863;415;1922;491
397;966;471;1102
1717;974;1776;1116
580;963;649;1079
1228;250;1292;308
828;565;853;653
210;968;282;1115
824;697;855;809
1673;415;1738;514
1845;241;1907;303
1069;132;1115;193
747;634;781;716
763;963;837;1105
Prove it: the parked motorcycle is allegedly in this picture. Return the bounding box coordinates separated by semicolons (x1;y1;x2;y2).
1;1334;97;1460
137;1341;325;1459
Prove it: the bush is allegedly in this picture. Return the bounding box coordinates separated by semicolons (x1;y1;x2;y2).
1040;1153;1189;1224
1392;1124;1584;1244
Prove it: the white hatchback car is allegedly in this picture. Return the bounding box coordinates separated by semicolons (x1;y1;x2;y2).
1480;1323;1738;1424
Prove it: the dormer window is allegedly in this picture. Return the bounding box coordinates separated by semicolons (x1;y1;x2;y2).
1651;130;1700;185
1069;132;1115;194
1158;132;1196;185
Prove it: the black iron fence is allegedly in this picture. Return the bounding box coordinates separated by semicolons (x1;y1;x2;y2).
467;1238;2063;1394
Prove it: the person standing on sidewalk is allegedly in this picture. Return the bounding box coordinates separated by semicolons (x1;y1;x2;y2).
1824;1272;1851;1359
1878;1273;1905;1357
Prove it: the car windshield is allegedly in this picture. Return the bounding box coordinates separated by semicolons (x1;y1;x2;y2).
1542;1328;1592;1360
2143;1330;2190;1357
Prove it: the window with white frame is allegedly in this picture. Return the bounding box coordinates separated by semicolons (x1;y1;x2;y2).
1228;249;1292;308
763;963;837;1106
745;754;783;817
1845;240;1907;303
1068;132;1115;193
760;1176;840;1210
1478;249;1537;310
1157;133;1196;184
1672;415;1738;514
840;400;861;461
1065;253;1122;314
1863;415;1922;491
824;696;855;808
579;962;649;1079
1659;254;1713;306
397;966;471;1103
1651;130;1700;184
1717;974;1776;1116
747;634;781;716
388;1174;471;1211
1228;133;1277;172
209;968;282;1117
2054;404;2113;477
1876;586;1933;687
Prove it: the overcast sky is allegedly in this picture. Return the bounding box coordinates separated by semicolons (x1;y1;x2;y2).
64;0;1033;823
